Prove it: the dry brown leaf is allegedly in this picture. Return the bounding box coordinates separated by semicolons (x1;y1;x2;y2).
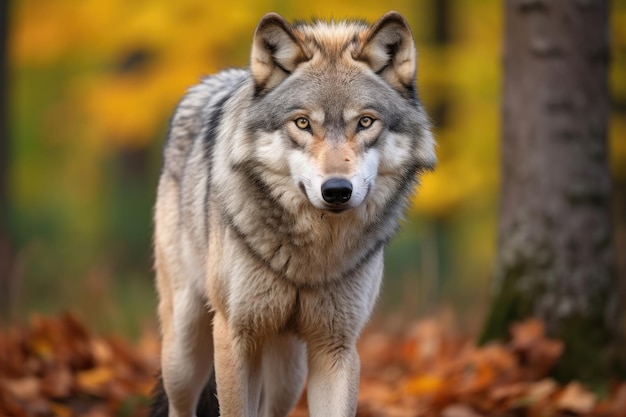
2;376;41;401
524;378;558;404
358;332;396;373
49;402;73;417
557;382;596;414
509;318;563;380
441;403;485;417
406;320;445;363
610;383;626;417
28;336;54;362
374;404;419;417
90;338;114;365
80;405;114;417
41;365;74;398
0;392;29;417
76;366;115;395
404;374;444;396
510;319;546;351
359;379;402;406
488;382;527;403
447;345;517;397
529;339;563;375
480;344;519;380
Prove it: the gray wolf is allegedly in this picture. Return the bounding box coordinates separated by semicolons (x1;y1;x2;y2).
150;11;435;417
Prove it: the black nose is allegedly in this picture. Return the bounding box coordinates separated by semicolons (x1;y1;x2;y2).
321;178;353;204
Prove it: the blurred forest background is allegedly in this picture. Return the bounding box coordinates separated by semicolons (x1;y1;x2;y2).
2;0;625;337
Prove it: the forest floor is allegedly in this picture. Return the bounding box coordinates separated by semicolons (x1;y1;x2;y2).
1;313;625;417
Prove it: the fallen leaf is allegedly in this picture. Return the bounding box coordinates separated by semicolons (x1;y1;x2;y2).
41;365;73;398
2;376;41;401
49;402;73;417
90;338;114;365
441;403;485;417
404;374;444;395
488;382;527;403
510;319;545;351
524;378;558;404
610;383;626;417
361;379;402;406
76;366;115;395
0;389;29;417
81;405;113;417
557;382;596;414
28;337;54;362
509;319;563;380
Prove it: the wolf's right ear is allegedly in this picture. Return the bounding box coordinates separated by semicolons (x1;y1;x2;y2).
251;13;310;94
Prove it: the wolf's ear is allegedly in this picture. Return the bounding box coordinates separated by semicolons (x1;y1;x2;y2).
354;12;417;95
251;13;310;94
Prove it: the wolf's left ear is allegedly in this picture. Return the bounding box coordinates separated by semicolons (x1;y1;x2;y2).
251;13;310;94
354;12;417;96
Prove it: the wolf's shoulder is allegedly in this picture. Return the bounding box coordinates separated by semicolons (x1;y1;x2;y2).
162;69;249;175
196;68;249;97
174;68;249;121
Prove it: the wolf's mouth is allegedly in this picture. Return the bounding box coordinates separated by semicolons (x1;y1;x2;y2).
298;181;308;197
326;207;348;214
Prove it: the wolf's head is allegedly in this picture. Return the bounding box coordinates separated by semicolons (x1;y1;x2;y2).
246;12;436;214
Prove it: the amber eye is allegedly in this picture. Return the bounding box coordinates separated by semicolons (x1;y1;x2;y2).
358;116;374;129
295;117;310;130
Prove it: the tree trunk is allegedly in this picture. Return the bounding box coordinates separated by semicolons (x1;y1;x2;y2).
0;0;13;321
480;0;619;387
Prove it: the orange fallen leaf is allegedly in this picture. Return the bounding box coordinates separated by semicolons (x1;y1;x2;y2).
49;402;73;417
41;365;73;398
90;338;114;365
81;405;114;417
2;377;41;401
28;337;54;362
509;319;563;380
610;383;626;417
441;403;485;417
510;319;546;351
524;378;558;404
557;382;596;414
76;366;115;395
488;382;527;403
404;374;444;395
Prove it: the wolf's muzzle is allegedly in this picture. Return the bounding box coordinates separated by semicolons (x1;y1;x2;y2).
321;178;353;204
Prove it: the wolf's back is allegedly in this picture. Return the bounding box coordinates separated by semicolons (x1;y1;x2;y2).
161;69;248;184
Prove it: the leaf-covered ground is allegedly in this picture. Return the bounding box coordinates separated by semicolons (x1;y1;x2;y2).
1;314;624;417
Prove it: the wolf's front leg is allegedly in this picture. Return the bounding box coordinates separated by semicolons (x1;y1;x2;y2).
259;334;307;417
160;289;214;417
213;312;263;417
306;341;360;417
